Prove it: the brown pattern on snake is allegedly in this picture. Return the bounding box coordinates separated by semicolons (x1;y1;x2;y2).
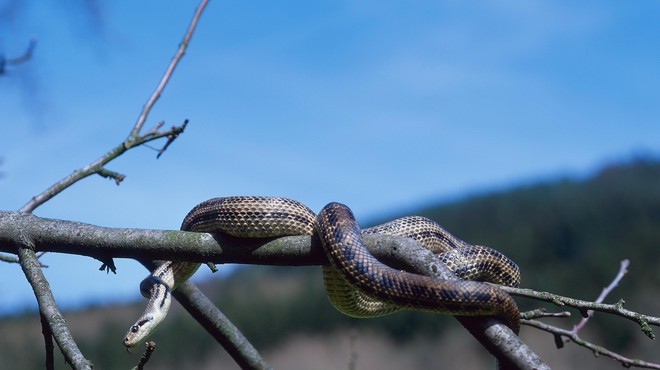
317;202;519;333
124;196;520;347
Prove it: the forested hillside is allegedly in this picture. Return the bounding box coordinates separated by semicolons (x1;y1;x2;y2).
418;156;660;302
2;156;659;369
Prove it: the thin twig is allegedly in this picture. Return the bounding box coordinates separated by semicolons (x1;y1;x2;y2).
17;0;204;214
0;37;37;75
502;286;658;339
132;341;157;370
17;244;93;369
521;308;571;320
127;0;208;140
0;253;19;263
97;168;127;185
524;319;660;369
19;123;186;213
0;251;48;266
516;260;660;368
571;259;629;334
157;119;188;158
10;2;209;370
143;121;165;138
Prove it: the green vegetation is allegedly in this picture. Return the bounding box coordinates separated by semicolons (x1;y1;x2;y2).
2;156;659;369
421;157;660;301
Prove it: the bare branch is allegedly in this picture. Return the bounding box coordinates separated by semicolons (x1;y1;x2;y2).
513;260;660;368
571;259;629;334
502;286;658;339
157;119;188;158
17;0;203;213
97;168;126;185
0;252;19;263
132;341;157;370
0;251;48;266
6;211;660;367
139;260;272;369
0;211;547;369
0;37;37;75
19;122;188;213
127;0;208;140
521;308;571;320
9;3;209;369
525;319;660;369
175;278;272;369
17;243;92;369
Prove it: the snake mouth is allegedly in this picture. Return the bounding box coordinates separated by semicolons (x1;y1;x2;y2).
122;338;135;350
123;334;138;350
123;316;155;348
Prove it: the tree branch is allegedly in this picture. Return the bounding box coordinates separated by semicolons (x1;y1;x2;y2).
0;253;19;263
168;274;272;369
17;1;204;215
19;122;187;214
7;3;209;369
504;286;659;339
132;341;156;370
6;211;660;367
0;211;547;369
509;259;660;369
127;0;208;140
138;259;272;369
524;319;660;369
571;259;629;334
374;234;548;370
0;37;37;75
17;243;92;369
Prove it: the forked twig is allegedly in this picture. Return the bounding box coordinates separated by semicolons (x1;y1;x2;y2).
503;285;658;340
513;260;659;368
524;319;660;369
10;1;210;368
18;0;206;214
127;0;207;140
571;259;630;334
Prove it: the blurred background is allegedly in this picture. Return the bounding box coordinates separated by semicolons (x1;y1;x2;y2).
1;1;659;368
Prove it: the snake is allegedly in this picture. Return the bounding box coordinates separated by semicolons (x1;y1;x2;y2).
123;196;520;348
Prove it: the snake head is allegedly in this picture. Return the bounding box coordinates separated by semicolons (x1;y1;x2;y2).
123;316;155;348
123;283;172;348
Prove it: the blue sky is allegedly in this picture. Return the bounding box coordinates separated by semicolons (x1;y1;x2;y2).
1;1;659;314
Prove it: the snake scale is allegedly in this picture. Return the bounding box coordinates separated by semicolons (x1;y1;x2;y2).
123;196;520;348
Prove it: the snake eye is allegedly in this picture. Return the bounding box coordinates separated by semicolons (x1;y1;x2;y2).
130;317;153;333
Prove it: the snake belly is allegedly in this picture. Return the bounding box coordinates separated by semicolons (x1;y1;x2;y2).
123;196;520;347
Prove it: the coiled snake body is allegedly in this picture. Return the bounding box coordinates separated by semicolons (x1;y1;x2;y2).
123;196;520;347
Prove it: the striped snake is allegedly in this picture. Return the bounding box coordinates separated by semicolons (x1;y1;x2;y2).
123;196;520;348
